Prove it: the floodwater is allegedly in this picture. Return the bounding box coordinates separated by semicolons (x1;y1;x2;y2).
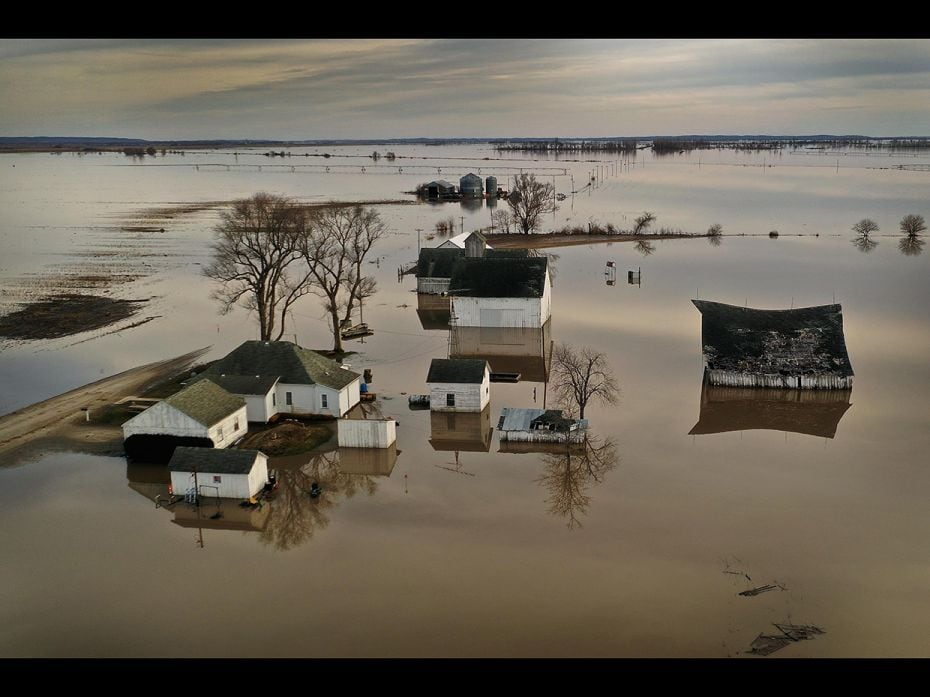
1;144;929;657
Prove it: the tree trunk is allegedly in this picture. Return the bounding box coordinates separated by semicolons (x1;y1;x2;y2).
331;311;343;353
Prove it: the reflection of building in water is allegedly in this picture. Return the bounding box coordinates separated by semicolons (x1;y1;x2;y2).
337;442;399;477
429;407;493;453
689;384;853;438
449;318;552;383
692;300;854;389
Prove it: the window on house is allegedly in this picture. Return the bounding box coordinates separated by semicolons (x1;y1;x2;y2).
286;391;293;406
272;393;276;406
234;417;240;431
213;476;222;484
446;393;455;407
321;394;328;409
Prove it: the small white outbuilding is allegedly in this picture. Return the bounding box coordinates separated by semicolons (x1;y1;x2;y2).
168;446;269;500
426;358;490;412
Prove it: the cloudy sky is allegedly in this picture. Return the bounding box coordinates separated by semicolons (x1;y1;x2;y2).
1;39;928;139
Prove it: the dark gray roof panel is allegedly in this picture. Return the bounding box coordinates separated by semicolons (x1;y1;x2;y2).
426;358;488;384
164;379;245;427
417;247;464;279
168;446;264;474
448;256;548;298
206;374;280;395
201;341;360;390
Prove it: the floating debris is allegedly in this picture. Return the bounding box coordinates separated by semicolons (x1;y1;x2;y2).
746;623;826;656
739;583;786;597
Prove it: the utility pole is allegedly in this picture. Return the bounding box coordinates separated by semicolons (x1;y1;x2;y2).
460;216;464;235
416;228;422;253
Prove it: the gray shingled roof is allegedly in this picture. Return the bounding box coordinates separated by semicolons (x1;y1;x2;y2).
168;446;264;474
200;341;360;390
448;256;548;298
164;379;245;427
417;247;463;279
205;374;280;395
692;300;854;378
427;358;488;384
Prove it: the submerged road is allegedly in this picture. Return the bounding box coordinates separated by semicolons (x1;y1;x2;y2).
0;347;209;458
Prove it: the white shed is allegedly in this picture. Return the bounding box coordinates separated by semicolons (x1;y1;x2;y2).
337;418;397;448
426;358;490;412
168;447;268;500
448;254;551;328
122;379;248;460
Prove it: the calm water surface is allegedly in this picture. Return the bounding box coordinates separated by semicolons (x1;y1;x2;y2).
0;144;928;656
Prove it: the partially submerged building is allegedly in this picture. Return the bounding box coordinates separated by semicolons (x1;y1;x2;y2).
423;179;456;200
416;247;463;295
459;173;483;197
449;252;552;328
426;358;490;412
193;340;361;421
122;379;248;461
168;446;269;500
692;300;854;389
497;407;588;444
437;230;494;253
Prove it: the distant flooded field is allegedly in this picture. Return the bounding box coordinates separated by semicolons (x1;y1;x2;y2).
1;144;928;657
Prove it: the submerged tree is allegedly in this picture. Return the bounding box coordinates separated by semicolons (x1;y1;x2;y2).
551;343;620;419
537;434;619;529
507;173;558;234
707;223;723;247
900;214;926;238
634;239;656;256
300;205;387;353
899;235;925;256
632;211;656;235
204;193;314;341
852;218;879;238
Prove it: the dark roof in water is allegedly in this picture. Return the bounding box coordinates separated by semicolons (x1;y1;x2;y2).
168;446;264;474
449;256;548;298
199;341;359;390
692;300;854;378
417;247;463;279
689;385;853;438
204;374;280;395
427;358;488;384
164;379;245;426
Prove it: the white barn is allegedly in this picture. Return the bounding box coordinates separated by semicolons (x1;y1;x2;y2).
193;340;361;422
438;230;494;253
416;247;463;295
449;254;551;328
168;447;269;500
122;379;248;460
426;358;490;412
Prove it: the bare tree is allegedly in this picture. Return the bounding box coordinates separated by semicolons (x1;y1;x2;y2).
491;209;515;234
853;236;879;253
852;218;879;238
301;205;387;352
537;434;619;529
634;239;656;256
707;223;723;247
551;343;620;419
507;173;558;234
633;211;656;235
900;214;927;238
204;193;314;341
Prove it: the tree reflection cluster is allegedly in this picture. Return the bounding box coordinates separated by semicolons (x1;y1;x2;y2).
536;434;619;529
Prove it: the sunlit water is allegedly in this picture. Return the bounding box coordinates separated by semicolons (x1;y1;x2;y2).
0;144;928;657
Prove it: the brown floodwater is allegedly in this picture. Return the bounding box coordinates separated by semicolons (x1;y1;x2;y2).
0;144;928;657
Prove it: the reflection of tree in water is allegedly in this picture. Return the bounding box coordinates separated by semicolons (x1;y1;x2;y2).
899;235;925;256
707;234;723;247
528;249;560;281
260;452;377;551
634;240;655;257
536;435;619;529
852;236;878;253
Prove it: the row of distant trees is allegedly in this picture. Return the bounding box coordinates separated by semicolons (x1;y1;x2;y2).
852;214;926;255
204;193;386;352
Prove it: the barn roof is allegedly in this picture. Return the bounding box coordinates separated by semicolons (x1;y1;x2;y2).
427;358;488;384
417;247;463;279
199;341;360;390
204;374;280;395
168;446;264;474
692;300;854;378
448;256;548;298
164;379;245;427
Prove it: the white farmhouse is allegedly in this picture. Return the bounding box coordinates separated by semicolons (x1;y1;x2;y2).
426;358;490;412
193;340;361;422
168;446;269;500
122;379;248;460
448;253;551;328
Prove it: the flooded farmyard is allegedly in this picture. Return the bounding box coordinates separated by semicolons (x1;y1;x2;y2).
1;139;928;658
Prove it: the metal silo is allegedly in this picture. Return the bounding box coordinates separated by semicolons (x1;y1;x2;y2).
459;173;483;197
485;175;498;197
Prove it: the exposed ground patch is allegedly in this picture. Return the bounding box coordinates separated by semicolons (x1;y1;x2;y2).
0;294;147;340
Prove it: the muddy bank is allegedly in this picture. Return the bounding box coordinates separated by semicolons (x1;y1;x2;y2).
0;294;148;340
0;347;209;460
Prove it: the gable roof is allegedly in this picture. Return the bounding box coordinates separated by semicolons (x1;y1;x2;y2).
417;247;463;279
448;256;548;298
205;374;280;396
692;300;854;378
164;379;245;427
200;341;360;390
168;446;264;474
440;230;494;250
427;358;488;384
